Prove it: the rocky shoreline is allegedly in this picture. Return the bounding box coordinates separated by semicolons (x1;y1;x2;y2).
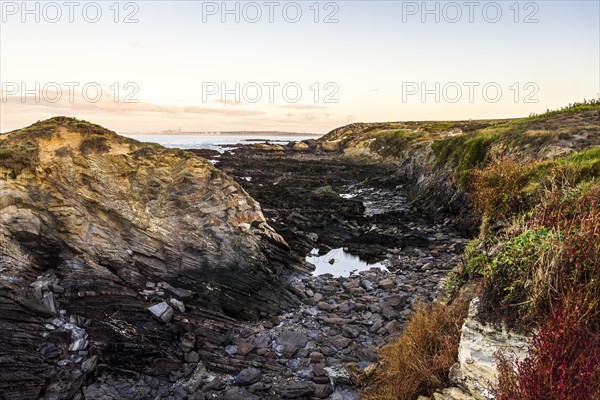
19;253;465;400
1;120;468;400
125;143;469;400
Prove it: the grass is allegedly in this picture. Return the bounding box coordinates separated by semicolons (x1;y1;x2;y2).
521;98;600;122
368;130;422;158
364;301;468;400
369;102;599;399
0;117;119;176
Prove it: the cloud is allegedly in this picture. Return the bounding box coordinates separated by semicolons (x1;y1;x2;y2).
1;86;265;117
272;104;330;110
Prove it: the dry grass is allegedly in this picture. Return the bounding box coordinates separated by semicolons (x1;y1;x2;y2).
364;301;468;400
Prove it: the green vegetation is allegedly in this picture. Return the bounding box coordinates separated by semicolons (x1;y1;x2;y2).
368;130;422;157
369;102;600;399
522;98;600;122
79;135;111;154
0;116;119;176
8;116;114;142
0;141;39;176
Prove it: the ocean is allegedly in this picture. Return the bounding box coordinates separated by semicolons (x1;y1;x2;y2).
121;132;322;152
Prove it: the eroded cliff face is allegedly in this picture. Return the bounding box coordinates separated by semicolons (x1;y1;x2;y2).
429;299;531;400
0;118;305;399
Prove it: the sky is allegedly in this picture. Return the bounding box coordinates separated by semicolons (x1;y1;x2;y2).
1;0;599;134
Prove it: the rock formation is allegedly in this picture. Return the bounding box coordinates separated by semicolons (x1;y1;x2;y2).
0;117;306;399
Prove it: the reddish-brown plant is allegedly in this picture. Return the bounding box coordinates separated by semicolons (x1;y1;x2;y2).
496;305;600;400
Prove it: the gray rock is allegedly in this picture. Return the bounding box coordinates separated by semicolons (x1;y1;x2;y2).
329;336;351;350
184;351;200;363
180;333;195;352
168;298;185;313
68;338;88;352
277;330;308;348
313;384;334;398
82;355;98;373
310;351;325;363
253;332;271;348
148;302;174;323
235;368;262;386
275;383;314;398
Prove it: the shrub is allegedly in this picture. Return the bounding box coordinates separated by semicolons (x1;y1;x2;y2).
54;146;73;158
496;305;600;400
478;228;558;325
444;238;489;296
364;301;468;400
526;148;600;195
79;135;110;154
529;182;600;327
470;157;534;220
523;98;600;121
0;141;39;176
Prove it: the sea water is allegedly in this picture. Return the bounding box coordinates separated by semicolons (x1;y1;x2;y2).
121;132;320;152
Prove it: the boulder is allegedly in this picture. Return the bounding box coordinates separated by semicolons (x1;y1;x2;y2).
148;302;174;323
320;140;341;152
235;368;262;386
292;142;310;151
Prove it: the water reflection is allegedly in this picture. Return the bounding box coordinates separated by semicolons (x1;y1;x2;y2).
306;248;387;277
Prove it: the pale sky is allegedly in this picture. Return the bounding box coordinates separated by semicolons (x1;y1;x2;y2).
1;1;599;134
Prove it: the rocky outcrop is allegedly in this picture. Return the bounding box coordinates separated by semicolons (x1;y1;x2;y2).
0;118;306;399
431;298;530;400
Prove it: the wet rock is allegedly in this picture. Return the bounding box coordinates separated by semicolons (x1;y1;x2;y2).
68;337;88;352
82;356;98;374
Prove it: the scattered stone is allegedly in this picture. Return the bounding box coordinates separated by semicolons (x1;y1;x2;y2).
147;302;173;323
313;383;334;398
235;368;262;386
168;298;185;313
275;383;315;398
82;356;98;374
310;351;325;363
378;278;396;290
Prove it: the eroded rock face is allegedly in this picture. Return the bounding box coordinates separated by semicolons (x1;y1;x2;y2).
0;118;306;399
432;298;531;400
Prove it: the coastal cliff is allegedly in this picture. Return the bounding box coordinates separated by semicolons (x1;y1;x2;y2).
317;103;599;400
0;117;306;399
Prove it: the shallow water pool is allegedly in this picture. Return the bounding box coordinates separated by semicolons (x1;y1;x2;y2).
306;248;387;277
